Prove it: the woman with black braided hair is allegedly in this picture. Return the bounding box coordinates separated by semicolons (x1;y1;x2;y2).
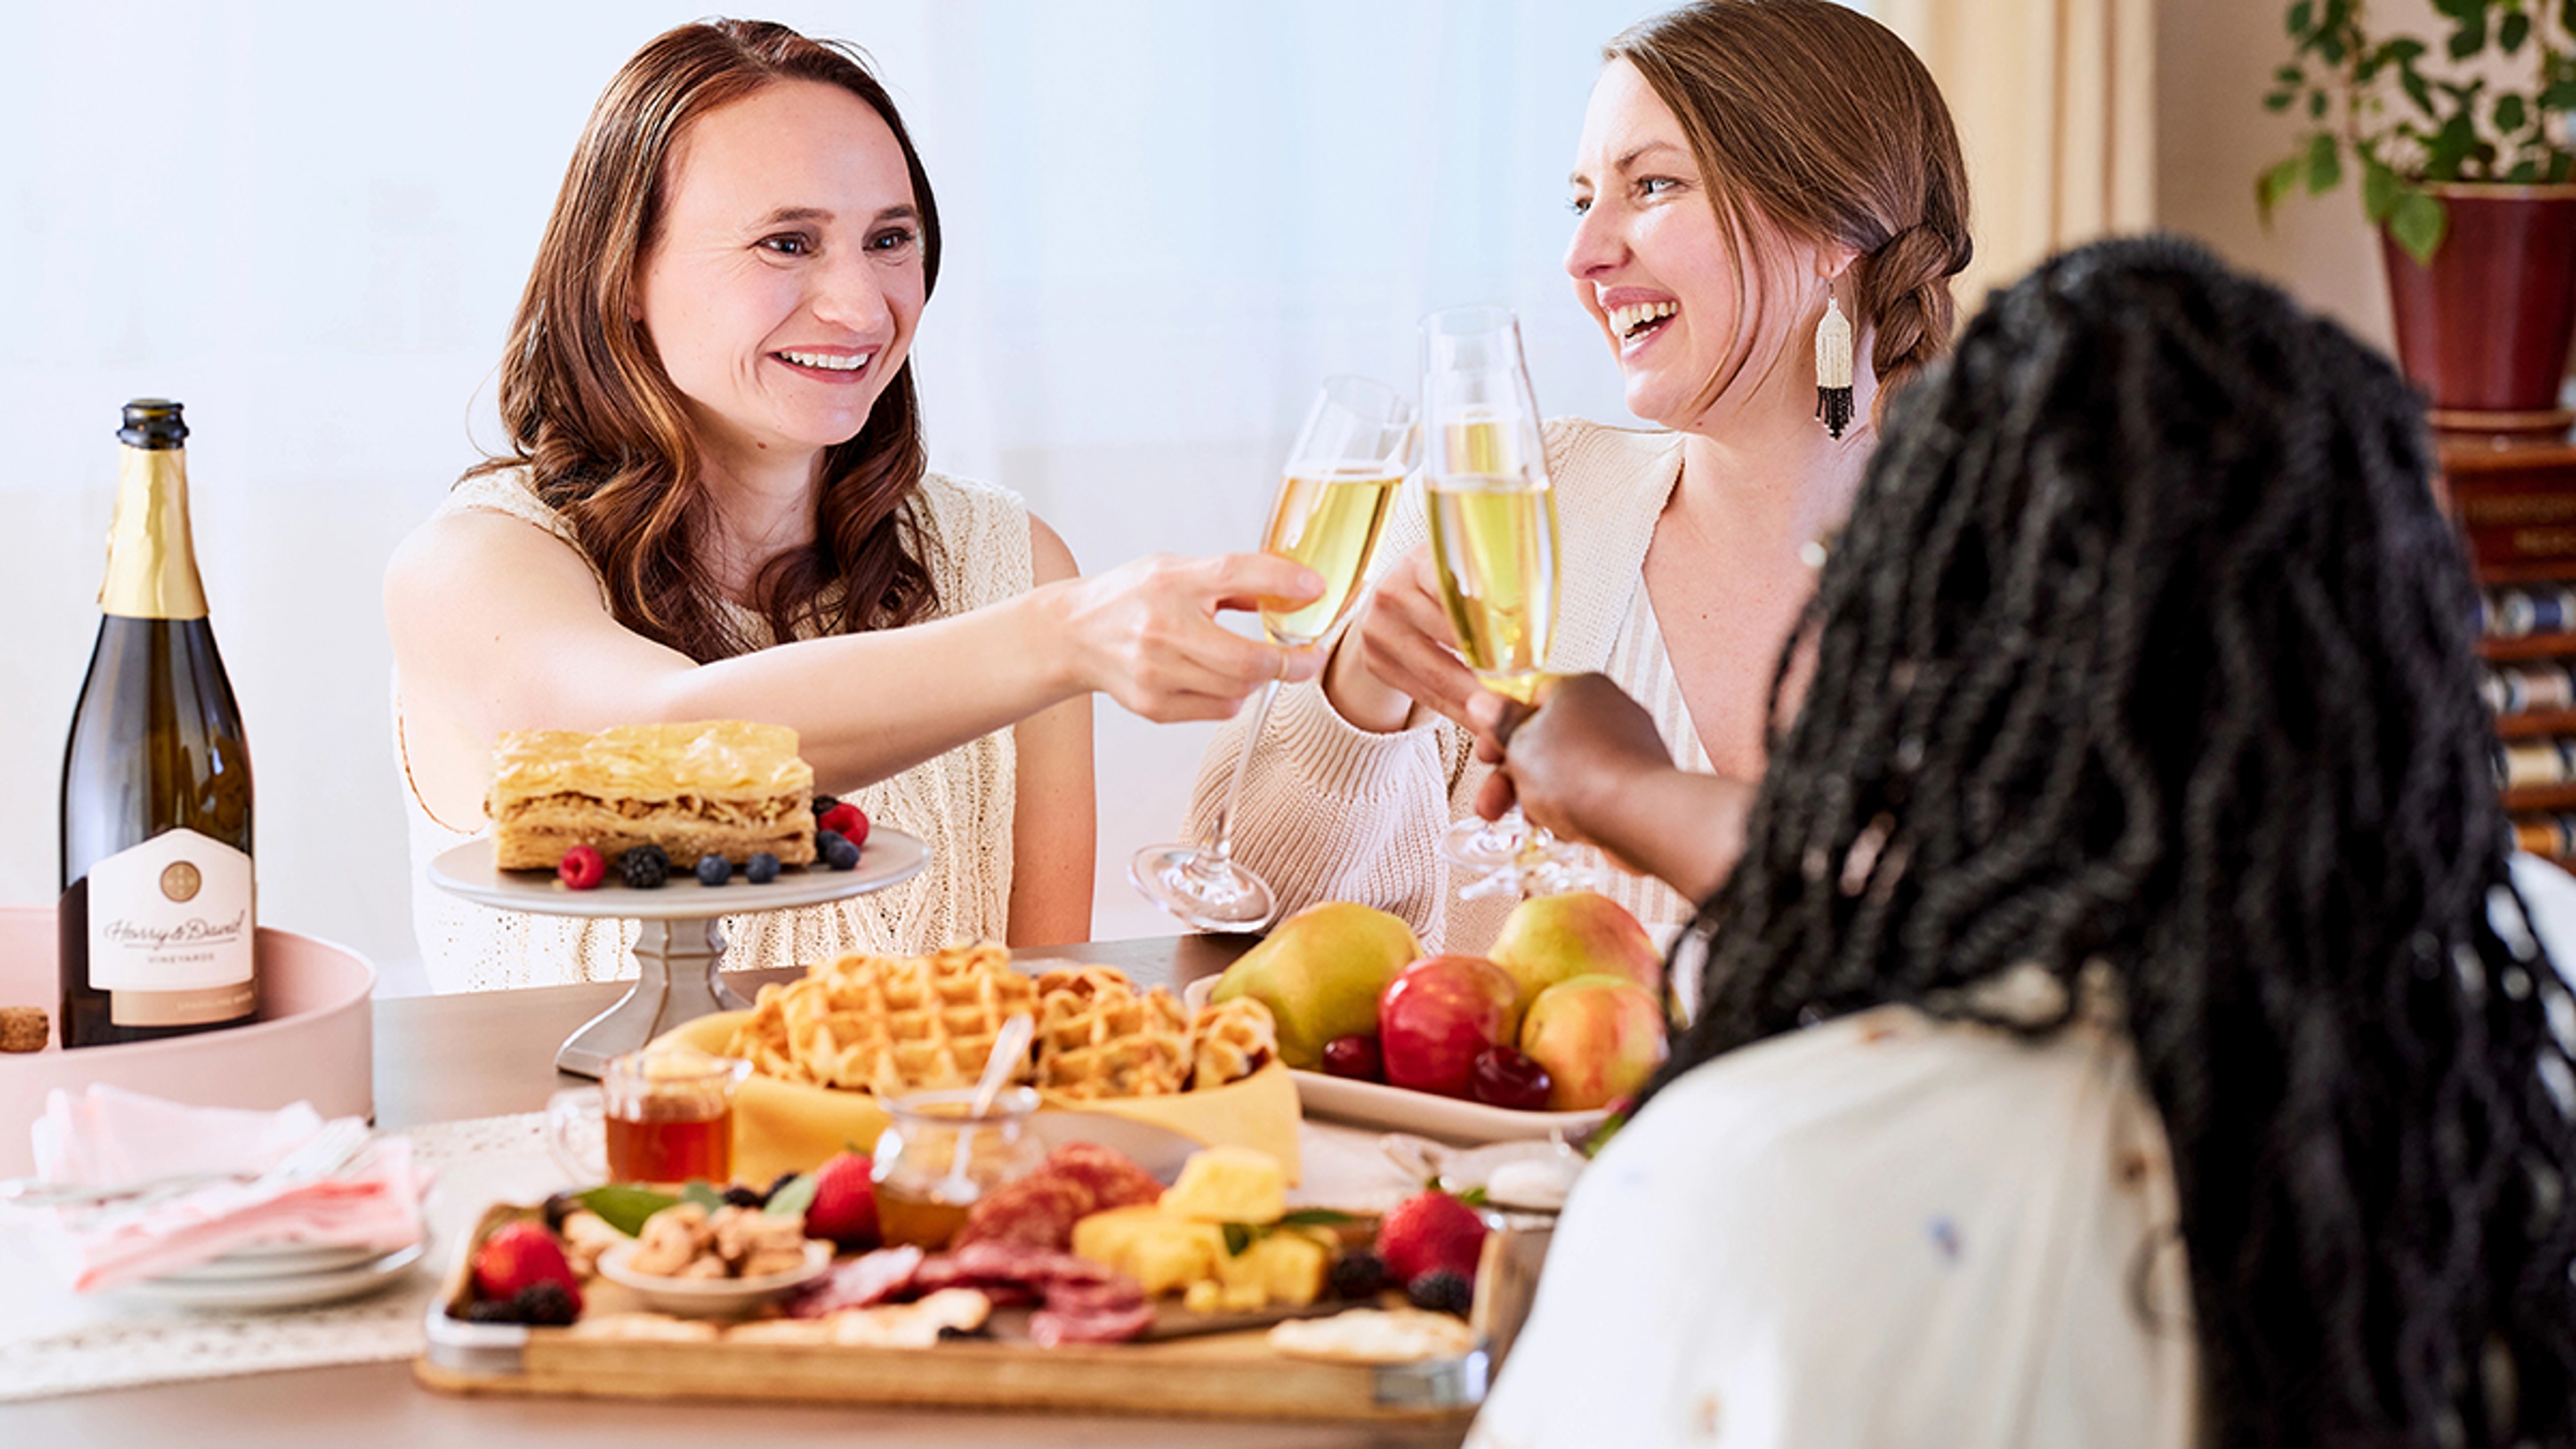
1467;237;2576;1446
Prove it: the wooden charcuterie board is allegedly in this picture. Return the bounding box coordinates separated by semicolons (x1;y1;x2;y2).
413;1205;1541;1422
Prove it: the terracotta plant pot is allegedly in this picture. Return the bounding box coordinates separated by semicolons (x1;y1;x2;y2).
2380;182;2576;433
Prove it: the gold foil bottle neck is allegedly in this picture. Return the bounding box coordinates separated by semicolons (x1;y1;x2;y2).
98;441;209;621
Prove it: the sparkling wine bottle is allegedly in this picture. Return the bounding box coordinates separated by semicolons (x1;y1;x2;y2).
58;399;258;1048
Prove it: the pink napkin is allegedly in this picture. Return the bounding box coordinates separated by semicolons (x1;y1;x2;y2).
27;1085;427;1293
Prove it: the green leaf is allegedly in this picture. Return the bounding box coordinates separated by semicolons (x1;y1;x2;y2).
2318;32;2348;63
2389;189;2449;266
2498;93;2530;134
2288;0;2314;39
2502;11;2531;52
2403;68;2438;117
2265;91;2297;112
1221;1222;1255;1256
2306;131;2344;194
763;1173;818;1218
2275;64;2306;85
2383;37;2428;62
2309;90;2330;119
2361;157;2402;223
2540;78;2576;111
2511;157;2544;182
680;1179;726;1213
574;1183;678;1237
1276;1208;1363;1227
2449;11;2489;60
2257;156;2306;223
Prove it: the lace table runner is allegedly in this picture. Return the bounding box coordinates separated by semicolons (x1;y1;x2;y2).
0;1113;1420;1403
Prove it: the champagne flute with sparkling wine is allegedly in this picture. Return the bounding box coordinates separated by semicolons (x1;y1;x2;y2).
1420;305;1599;896
1130;376;1417;931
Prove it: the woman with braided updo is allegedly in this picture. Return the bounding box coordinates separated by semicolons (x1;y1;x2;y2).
1183;0;1972;951
1468;238;2576;1446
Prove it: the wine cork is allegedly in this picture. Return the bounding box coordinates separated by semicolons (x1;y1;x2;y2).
2491;588;2532;639
0;1006;48;1053
2515;816;2563;855
2494;663;2576;715
2502;740;2573;790
2537;587;2576;636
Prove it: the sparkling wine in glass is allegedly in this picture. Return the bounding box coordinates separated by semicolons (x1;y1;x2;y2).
1420;306;1598;895
1130;376;1416;931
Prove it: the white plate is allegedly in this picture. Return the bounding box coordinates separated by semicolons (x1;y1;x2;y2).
152;1240;394;1282
1290;1071;1607;1144
596;1238;831;1318
120;1242;426;1311
427;832;930;920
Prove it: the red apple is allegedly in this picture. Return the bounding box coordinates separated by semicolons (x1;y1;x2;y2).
1517;974;1668;1111
1378;955;1519;1098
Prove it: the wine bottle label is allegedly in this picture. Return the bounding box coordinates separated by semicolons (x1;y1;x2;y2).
85;827;255;1015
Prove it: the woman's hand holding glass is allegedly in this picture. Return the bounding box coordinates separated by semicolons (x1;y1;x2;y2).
1049;551;1326;723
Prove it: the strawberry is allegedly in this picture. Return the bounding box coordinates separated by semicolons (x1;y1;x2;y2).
1376;1190;1488;1287
804;1151;879;1249
472;1220;583;1313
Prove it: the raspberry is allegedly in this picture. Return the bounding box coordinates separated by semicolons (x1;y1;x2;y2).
818;802;868;847
619;844;670;889
1328;1250;1389;1299
557;845;606;890
817;830;861;871
509;1280;580;1326
1406;1267;1472;1317
694;853;732;886
745;851;782;884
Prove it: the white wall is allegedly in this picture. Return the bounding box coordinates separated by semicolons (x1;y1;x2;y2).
0;1;1662;991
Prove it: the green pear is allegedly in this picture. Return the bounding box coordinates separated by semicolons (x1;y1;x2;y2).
1211;902;1423;1069
1487;890;1662;1016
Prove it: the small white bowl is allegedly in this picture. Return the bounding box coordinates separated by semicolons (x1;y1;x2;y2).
595;1238;831;1318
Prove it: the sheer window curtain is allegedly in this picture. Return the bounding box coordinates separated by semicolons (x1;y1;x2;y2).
0;1;1661;984
1884;0;2156;311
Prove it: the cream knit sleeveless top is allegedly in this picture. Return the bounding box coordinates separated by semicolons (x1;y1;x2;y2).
397;468;1032;994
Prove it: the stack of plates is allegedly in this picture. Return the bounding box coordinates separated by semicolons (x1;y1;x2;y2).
121;1238;426;1311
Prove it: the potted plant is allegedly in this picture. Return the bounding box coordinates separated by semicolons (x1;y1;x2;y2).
2261;0;2576;431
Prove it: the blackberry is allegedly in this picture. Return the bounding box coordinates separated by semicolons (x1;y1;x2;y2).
722;1184;766;1210
618;844;670;889
1405;1268;1472;1317
1328;1250;1389;1300
510;1280;580;1326
811;794;840;818
458;1297;520;1324
694;853;732;887
767;1171;802;1199
818;831;861;871
744;851;782;885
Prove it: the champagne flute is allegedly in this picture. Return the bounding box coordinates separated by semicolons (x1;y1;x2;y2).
1130;376;1417;931
1419;305;1600;896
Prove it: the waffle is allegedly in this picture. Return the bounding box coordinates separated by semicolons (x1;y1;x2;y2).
486;720;816;870
727;943;1037;1097
1032;966;1191;1100
1187;996;1276;1089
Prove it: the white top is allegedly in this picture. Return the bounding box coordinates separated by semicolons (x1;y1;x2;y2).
1189;418;1707;953
395;468;1032;994
1471;856;2576;1447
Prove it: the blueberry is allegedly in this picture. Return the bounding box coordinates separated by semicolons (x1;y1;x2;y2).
694;853;732;887
811;794;841;818
744;851;782;885
819;833;861;871
618;845;670;890
1405;1268;1472;1317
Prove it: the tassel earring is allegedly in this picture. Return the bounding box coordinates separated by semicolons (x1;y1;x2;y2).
1814;294;1854;439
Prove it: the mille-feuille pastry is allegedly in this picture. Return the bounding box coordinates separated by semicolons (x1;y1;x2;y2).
485;719;816;871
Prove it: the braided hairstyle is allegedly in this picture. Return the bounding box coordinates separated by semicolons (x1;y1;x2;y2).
1609;0;1972;421
1659;236;2576;1446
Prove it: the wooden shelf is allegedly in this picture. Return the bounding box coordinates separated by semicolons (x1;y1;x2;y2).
2502;782;2576;813
2480;633;2576;660
2495;710;2576;739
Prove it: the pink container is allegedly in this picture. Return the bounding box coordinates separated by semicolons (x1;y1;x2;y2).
0;906;376;1179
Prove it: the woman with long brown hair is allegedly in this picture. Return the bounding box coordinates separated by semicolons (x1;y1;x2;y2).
386;20;1320;991
1184;0;1972;952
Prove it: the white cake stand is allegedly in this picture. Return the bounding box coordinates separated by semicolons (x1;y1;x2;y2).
427;830;929;1077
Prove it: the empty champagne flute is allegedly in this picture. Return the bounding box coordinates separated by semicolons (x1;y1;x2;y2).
1420;305;1601;897
1130;376;1417;930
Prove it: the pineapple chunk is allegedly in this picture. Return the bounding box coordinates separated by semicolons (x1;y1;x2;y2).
1159;1145;1286;1225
